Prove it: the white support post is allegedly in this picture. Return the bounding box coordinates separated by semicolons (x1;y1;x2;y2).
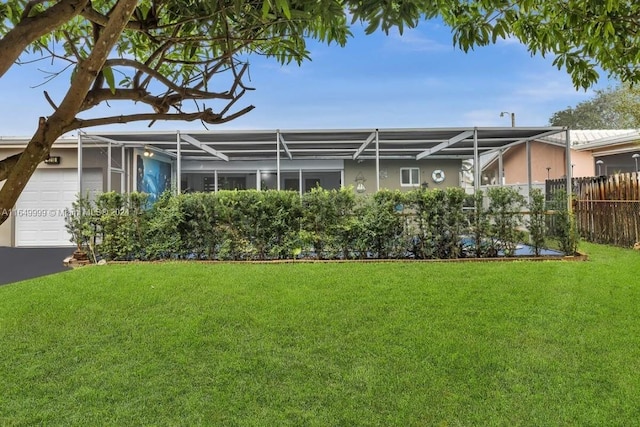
340;169;345;189
473;128;480;192
121;145;125;193
176;131;182;195
125;148;130;194
276;130;281;190
498;149;504;185
565;128;572;212
375;129;380;192
77;133;83;196
299;169;303;196
526;140;532;202
256;169;261;190
214;170;218;192
107;138;112;192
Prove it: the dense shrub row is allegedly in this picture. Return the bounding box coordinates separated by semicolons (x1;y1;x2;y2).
66;187;576;261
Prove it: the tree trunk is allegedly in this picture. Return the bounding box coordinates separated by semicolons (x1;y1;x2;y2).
0;0;139;228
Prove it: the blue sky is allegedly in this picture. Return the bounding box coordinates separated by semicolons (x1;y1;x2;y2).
0;19;613;137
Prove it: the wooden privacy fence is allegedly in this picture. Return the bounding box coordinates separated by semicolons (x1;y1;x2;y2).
547;173;640;247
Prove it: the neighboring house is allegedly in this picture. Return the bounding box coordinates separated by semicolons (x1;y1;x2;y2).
1;127;564;247
482;129;640;185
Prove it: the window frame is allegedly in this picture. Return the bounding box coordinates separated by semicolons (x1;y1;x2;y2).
400;167;420;187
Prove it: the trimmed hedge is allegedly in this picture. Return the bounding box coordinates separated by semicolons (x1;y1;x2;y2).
66;186;576;261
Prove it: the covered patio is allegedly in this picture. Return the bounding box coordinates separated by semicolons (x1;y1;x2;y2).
77;126;570;198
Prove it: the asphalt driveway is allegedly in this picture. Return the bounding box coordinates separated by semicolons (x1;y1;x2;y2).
0;247;74;286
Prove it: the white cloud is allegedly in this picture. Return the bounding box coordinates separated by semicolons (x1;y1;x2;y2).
513;72;596;102
495;35;524;46
385;28;451;52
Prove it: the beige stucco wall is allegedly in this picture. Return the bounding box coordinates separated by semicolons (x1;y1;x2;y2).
344;159;461;194
0;146;108;176
0;180;12;246
484;142;595;185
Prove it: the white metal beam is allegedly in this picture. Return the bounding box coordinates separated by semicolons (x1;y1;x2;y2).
278;134;293;160
181;133;229;161
352;131;376;160
481;129;565;157
416;130;474;160
82;133;123;146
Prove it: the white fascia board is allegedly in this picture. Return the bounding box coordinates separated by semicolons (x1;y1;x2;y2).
416;130;474;160
574;133;640;151
181;133;229;161
352;132;376;160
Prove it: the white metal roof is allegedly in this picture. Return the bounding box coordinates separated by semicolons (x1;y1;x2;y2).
538;129;640;147
81;127;566;162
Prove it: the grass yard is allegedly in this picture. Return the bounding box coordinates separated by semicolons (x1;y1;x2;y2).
1;243;640;425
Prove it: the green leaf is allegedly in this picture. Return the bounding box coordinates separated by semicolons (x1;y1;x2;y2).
261;0;271;18
276;0;291;19
102;66;116;95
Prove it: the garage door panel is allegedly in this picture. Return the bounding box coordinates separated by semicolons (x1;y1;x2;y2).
41;191;63;202
19;190;40;203
63;191;78;202
16;169;103;247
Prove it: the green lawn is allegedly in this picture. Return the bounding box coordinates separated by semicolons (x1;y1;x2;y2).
1;243;639;426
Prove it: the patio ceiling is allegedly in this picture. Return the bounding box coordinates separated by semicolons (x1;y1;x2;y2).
82;127;566;162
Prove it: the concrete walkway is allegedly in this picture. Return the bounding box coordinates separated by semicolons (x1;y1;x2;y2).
0;247;74;286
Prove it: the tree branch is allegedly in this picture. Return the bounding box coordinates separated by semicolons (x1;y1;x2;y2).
0;0;89;78
64;105;255;131
101;58;235;100
0;153;22;183
53;0;139;121
80;5;146;31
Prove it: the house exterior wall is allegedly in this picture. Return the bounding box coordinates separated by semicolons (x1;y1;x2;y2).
570;150;595;177
0;147;107;246
344;159;461;194
483;142;595;185
0;180;12;246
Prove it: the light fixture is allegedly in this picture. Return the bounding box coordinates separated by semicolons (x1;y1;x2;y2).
143;149;154;157
44;155;61;165
546;167;551;180
500;111;516;127
632;153;639;173
596;159;604;176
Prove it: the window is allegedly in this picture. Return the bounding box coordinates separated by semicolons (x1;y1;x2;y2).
400;168;420;186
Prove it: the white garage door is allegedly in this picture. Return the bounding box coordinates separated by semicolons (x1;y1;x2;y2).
15;169;103;247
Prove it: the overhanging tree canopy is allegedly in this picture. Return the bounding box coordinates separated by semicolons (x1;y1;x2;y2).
2;0;640;226
549;83;640;129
